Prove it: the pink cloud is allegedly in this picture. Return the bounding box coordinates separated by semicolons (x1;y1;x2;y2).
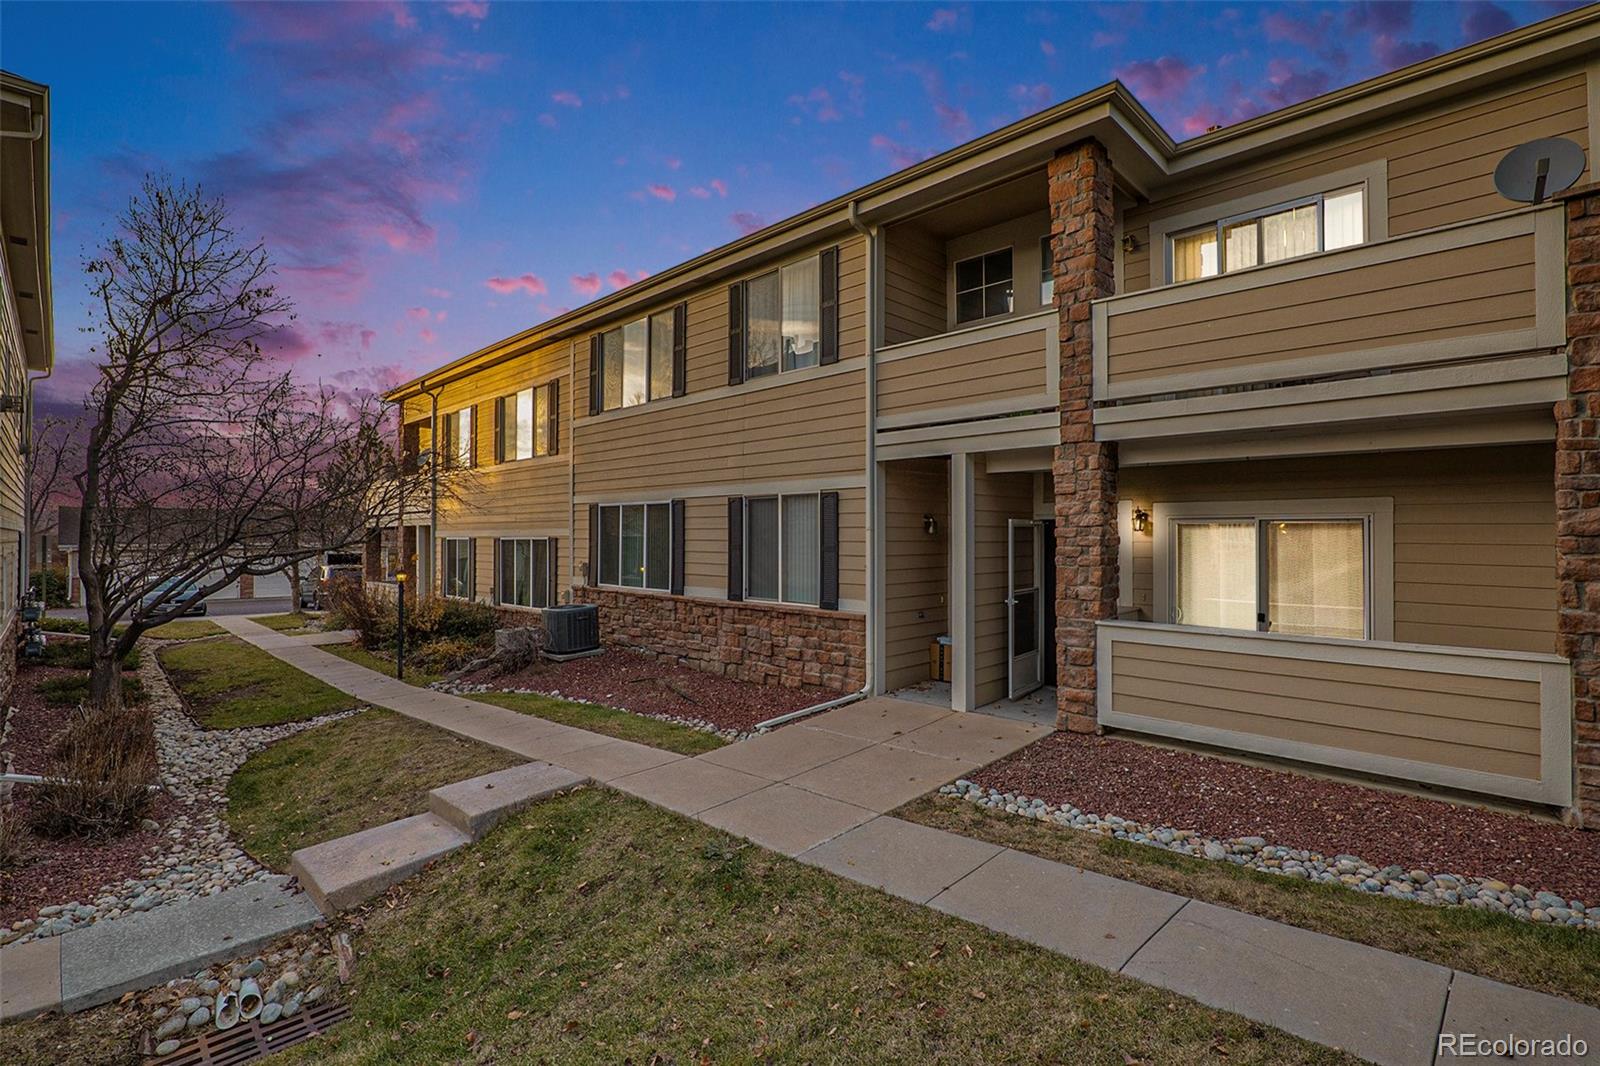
537;112;558;129
1039;39;1056;57
1115;55;1204;103
1091;30;1125;48
425;286;453;299
419;327;436;343
710;178;728;197
870;133;929;169
444;0;489;22
435;310;447;322
406;306;430;320
647;183;677;202
925;7;961;32
571;273;603;296
1261;10;1333;48
788;85;843;123
688;186;711;199
663;155;682;171
1010;83;1053;114
1460;1;1515;39
730;212;768;235
1343;1;1414;34
360;330;377;350
551;89;583;108
485;273;548;296
1372;34;1440;68
606;269;648;290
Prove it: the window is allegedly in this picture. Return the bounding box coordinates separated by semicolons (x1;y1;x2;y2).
1039;235;1052;305
442;537;473;599
1171;185;1366;283
597;313;676;412
442;408;474;469
744;493;820;606
954;248;1013;324
739;254;824;378
1169;515;1368;640
496;383;557;461
595;503;671;590
496;537;551;608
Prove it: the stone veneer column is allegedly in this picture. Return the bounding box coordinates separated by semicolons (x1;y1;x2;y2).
1559;183;1600;826
1048;140;1118;734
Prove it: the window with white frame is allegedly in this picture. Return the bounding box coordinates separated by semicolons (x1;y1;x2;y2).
596;503;671;590
599;313;675;412
442;537;473;598
1038;235;1052;305
1168;514;1369;640
744;493;820;606
744;257;821;377
496;537;551;608
442;407;474;469
953;248;1014;324
1170;185;1365;283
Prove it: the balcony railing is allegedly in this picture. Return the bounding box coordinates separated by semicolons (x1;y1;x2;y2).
1092;208;1565;405
876;307;1058;430
1096;620;1572;807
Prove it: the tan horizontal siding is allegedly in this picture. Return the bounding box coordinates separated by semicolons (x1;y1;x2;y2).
884;459;949;691
1122;68;1586;292
879;324;1051;418
1120;444;1556;656
1105;231;1536;386
883;222;947;345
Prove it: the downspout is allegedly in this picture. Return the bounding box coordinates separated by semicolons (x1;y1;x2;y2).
755;201;880;732
426;383;441;596
568;338;577;600
21;359;51;603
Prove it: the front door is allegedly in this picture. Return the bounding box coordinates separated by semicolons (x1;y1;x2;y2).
1007;518;1043;699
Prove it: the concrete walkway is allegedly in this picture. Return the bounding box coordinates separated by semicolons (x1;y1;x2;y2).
204;616;1600;1065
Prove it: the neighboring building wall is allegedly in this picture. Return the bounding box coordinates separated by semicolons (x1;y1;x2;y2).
973;462;1035;707
883;458;948;692
1121;65;1591;292
1120;444;1559;656
1560;184;1600;826
1050;140;1118;733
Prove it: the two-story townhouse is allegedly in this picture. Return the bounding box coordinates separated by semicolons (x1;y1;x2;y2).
0;71;53;702
385;8;1600;825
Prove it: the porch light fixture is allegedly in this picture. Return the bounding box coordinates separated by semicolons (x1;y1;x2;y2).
1121;234;1139;254
1131;508;1150;534
923;514;939;536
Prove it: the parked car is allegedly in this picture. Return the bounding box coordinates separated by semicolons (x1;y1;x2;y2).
141;578;208;616
303;562;363;610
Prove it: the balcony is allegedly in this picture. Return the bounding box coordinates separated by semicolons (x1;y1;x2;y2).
876;307;1058;434
1092;208;1567;457
1097;620;1571;807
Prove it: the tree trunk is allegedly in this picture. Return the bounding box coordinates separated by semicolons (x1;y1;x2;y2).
87;635;124;712
286;563;304;613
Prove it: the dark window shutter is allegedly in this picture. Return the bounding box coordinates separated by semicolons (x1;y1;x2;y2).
670;499;686;596
470;404;481;467
546;381;560;456
546;537;560;607
588;335;603;415
727;284;745;386
726;497;744;601
819;246;840;365
819;491;840;611
672;302;688;397
587;504;600;585
492;538;501;604
493;397;505;463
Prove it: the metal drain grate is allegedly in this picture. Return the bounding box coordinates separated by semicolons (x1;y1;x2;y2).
147;1001;352;1066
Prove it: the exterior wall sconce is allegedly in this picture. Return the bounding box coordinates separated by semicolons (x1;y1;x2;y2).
1121;234;1139;254
1131;508;1150;534
923;514;939;536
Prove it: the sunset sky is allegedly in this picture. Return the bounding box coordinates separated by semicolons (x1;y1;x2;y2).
2;0;1579;415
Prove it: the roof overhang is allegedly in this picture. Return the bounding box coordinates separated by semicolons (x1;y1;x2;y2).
0;71;52;374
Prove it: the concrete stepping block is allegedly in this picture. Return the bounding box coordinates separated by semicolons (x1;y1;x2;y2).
784;743;969;813
0;935;61;1021
801;698;950;742
611;758;767;816
1440;971;1600;1058
698;725;872;781
698;784;875;856
882;713;1047;763
553;739;684;782
290;814;470;915
928;848;1185;971
801;816;1003;904
1121;900;1450;1066
57;876;320;1013
428;762;587;837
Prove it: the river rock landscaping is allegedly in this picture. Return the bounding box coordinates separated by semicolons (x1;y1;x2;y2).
944;731;1600;932
3;640;359;945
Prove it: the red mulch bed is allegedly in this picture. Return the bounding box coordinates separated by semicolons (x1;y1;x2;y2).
1;661;167;929
971;731;1600;905
463;645;838;733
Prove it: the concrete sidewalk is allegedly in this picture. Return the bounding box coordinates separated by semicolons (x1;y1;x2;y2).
210;616;1600;1065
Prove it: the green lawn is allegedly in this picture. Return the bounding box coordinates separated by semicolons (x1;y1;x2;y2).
251;612;320;634
900;796;1600;1009
159;636;361;728
322;640;445;686
472;690;725;755
281;789;1347;1065
143;618;225;640
226;709;522;869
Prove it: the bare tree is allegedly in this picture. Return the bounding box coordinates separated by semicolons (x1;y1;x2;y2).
75;176;402;710
27;414;82;569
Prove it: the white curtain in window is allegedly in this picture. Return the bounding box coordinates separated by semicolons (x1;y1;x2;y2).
1266;520;1365;639
620;504;645;587
622;319;648;408
1261;204;1317;264
1172;230;1217;282
1174;521;1256;630
1323;187;1364;250
602;329;624;411
746;497;779;599
781;494;820;605
453;408;474;467
649;311;674;399
516;388;534;459
781;259;820;371
1224;220;1259;272
746;272;781;377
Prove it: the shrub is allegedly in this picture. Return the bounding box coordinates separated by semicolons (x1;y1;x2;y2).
29;705;158;839
37;637;141;671
325;582;496;653
31;567;69;608
411;636;485;675
434;598;497;642
0;804;26;869
40;616;89;635
38;673;148;708
325;580;392;649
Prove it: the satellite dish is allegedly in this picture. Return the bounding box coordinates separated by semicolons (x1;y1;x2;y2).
1494;137;1585;204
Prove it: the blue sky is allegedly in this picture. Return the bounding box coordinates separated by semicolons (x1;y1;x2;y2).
2;0;1580;413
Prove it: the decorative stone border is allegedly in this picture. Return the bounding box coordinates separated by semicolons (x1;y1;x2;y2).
939;781;1599;933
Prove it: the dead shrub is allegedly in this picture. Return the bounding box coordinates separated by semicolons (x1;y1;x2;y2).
0;803;27;868
28;705;158;840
